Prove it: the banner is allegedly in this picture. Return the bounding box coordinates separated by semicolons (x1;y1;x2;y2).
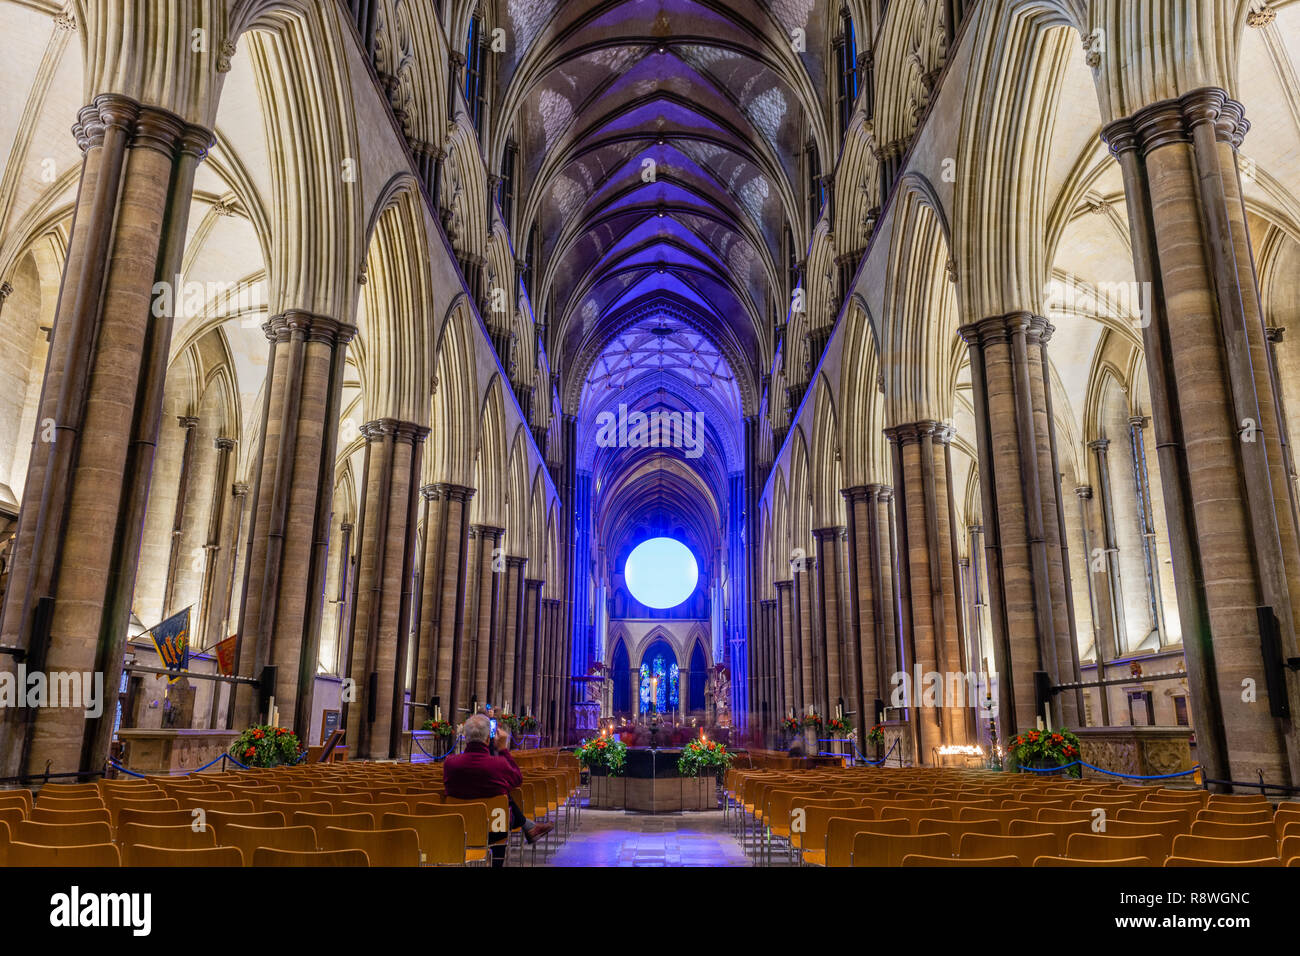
213;635;237;677
148;608;191;684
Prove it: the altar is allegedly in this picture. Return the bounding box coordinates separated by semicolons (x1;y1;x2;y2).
589;748;717;812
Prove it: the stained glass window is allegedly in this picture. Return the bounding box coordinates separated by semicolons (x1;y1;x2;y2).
639;653;680;713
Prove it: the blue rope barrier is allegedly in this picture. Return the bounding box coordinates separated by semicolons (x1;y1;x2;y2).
1016;760;1203;781
412;734;455;761
107;753;231;778
855;738;900;767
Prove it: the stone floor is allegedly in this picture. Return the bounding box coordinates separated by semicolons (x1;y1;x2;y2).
540;809;753;867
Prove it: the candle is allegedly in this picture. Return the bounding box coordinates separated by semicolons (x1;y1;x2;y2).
1036;716;1044;731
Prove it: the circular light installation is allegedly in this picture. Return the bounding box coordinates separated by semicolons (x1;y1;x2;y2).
624;537;698;609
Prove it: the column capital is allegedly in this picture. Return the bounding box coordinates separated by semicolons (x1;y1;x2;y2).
812;526;847;542
1266;326;1285;344
506;555;528;570
1128;415;1150;430
883;421;954;446
472;524;505;542
360;419;396;442
1088;438;1111;453
265;310;357;346
340;521;354;533
214;436;236;452
177;415;200;430
958;311;1053;348
232;482;250;498
1102;87;1249;158
1074;485;1094;500
773;579;793;593
524;578;544;590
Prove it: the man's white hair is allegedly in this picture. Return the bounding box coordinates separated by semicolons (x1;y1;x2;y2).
464;713;491;744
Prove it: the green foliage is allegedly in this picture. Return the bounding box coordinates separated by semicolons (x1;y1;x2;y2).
1009;728;1083;778
676;737;734;777
826;717;852;738
420;718;455;737
230;725;301;768
865;724;885;744
575;735;627;776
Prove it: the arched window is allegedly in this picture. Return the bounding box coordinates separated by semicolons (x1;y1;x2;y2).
836;9;859;136
611;640;630;713
638;640;679;714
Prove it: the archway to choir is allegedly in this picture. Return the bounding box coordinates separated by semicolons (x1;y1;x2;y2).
0;0;1299;876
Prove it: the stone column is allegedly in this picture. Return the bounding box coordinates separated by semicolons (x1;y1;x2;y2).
162;415;201;615
471;526;504;710
0;95;212;779
843;485;897;729
343;420;426;758
886;422;968;761
500;555;527;708
814;527;850;720
960;313;1081;736
524;578;543;715
793;557;817;713
419;484;473;721
232;312;356;737
775;579;794;719
1104;89;1300;784
197;436;236;648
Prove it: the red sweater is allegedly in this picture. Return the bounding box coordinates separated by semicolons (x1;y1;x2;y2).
443;741;523;798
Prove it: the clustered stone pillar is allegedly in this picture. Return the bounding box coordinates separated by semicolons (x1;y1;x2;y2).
886;422;969;761
843;485;898;730
524;578;544;716
960;313;1081;740
793;555;817;714
469;525;504;713
343;420;427;759
497;554;526;708
417;483;473;723
813;527;851;721
775;579;795;718
0;94;212;779
233;311;356;740
1104;88;1300;785
758;597;781;732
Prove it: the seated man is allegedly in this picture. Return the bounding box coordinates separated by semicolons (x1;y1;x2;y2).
443;714;553;866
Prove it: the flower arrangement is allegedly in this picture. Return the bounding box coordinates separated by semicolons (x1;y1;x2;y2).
1009;728;1082;778
865;724;885;744
782;716;802;735
420;718;454;737
230;725;301;768
518;714;538;733
802;713;824;731
575;735;627;775
677;737;734;778
499;713;521;736
826;717;852;738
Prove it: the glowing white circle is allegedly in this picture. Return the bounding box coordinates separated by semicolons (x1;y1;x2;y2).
624;537;699;609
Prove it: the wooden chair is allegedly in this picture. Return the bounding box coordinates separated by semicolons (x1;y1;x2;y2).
1165;856;1280;866
880;806;954;830
222;825;318;863
1170;834;1278;863
119;823;218;850
108;798;181;828
903;854;1017;867
1066;832;1169;864
1280;836;1300;865
35;795;105;811
116;808;200;831
958;832;1058;866
794;805;874;866
0;790;33;816
124;844;244;866
1195;808;1272;825
1008;818;1092;854
851;832;952;867
1036;808;1095;824
203;810;287;839
321;826;421;867
266;799;330;817
292;811;376;842
381;812;469;865
251;847;369;866
916;818;1001;843
823;817;910;867
957;806;1033;829
1117;807;1194;829
37;782;101;798
14;820;114;847
1205;794;1271;811
30;807;112;827
441;795;509;863
6;841;121;866
1190;820;1277;840
1034;855;1153;866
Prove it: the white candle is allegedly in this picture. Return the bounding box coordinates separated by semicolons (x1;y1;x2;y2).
1036;715;1044;731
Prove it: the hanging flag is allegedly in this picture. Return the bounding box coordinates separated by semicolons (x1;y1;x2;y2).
148;607;191;684
214;634;237;677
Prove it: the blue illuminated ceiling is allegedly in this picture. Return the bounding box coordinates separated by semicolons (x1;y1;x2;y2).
497;0;828;562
